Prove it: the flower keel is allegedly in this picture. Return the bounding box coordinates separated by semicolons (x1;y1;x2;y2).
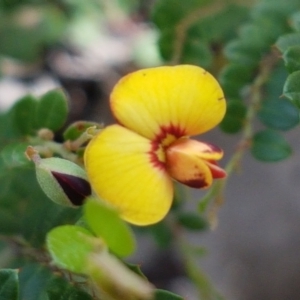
165;138;226;188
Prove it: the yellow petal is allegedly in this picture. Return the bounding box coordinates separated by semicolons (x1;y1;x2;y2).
165;138;225;188
110;65;226;142
84;124;173;226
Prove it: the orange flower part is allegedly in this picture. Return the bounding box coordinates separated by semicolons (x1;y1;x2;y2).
84;65;226;226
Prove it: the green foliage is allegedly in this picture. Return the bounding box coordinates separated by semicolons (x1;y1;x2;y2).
18;263;92;300
176;212;208;231
84;198;136;257
258;98;299;130
251;130;292;161
282;46;300;73
147;221;173;249
220;100;247;133
283;70;300;108
47;225;100;273
63;121;100;141
155;289;184;300
0;269;19;300
0;5;67;62
12;95;37;136
152;1;248;67
2;1;300;300
35;89;68;131
276;33;300;53
1;142;31;169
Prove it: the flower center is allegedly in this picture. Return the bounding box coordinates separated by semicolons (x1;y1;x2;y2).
149;124;186;169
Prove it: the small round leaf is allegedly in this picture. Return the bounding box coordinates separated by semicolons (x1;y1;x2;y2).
12;95;37;135
283;46;300;73
251;130;292;162
258;98;299;130
275;32;300;53
46;225;101;274
35;89;68;131
283;70;300;108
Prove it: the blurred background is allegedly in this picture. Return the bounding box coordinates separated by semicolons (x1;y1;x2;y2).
1;1;300;300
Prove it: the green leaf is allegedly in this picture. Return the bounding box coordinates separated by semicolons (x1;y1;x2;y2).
84;198;136;257
251;0;300;21
283;46;300;73
219;64;254;94
155;289;184;300
0;21;42;62
0;110;23;144
265;62;288;100
148;221;173;248
0;269;19;300
63;121;100;141
18;263;52;300
47;225;101;273
276;33;300;53
152;0;209;29
0;166;80;246
220;100;247;133
125;263;147;279
46;275;93;300
18;263;92;300
0;6;66;62
191;4;248;43
1;142;30;168
290;11;300;31
12;95;37;135
177;212;208;231
251;130;292;162
157;29;212;67
0;207;20;234
239;23;271;51
243;17;286;45
224;39;261;66
283;70;300;108
35;89;68;131
258;98;299;130
181;39;212;68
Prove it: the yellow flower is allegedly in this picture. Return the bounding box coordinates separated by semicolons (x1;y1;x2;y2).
84;65;226;226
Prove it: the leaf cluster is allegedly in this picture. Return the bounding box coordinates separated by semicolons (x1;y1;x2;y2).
152;0;300;162
0;88;191;299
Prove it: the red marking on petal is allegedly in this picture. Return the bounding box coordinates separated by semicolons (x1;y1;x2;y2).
147;123;187;170
154;123;186;145
148;141;165;170
179;176;210;189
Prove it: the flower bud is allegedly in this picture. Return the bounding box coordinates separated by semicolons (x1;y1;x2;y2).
35;157;91;207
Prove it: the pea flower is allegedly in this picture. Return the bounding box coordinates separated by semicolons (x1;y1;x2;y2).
84;65;226;226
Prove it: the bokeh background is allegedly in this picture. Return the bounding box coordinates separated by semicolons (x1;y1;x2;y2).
1;1;300;299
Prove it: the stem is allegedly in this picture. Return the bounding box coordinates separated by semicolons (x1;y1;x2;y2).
28;137;79;163
199;52;280;222
176;232;224;300
171;0;226;65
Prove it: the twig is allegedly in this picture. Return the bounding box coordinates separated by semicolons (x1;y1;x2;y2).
171;0;226;65
199;52;280;225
